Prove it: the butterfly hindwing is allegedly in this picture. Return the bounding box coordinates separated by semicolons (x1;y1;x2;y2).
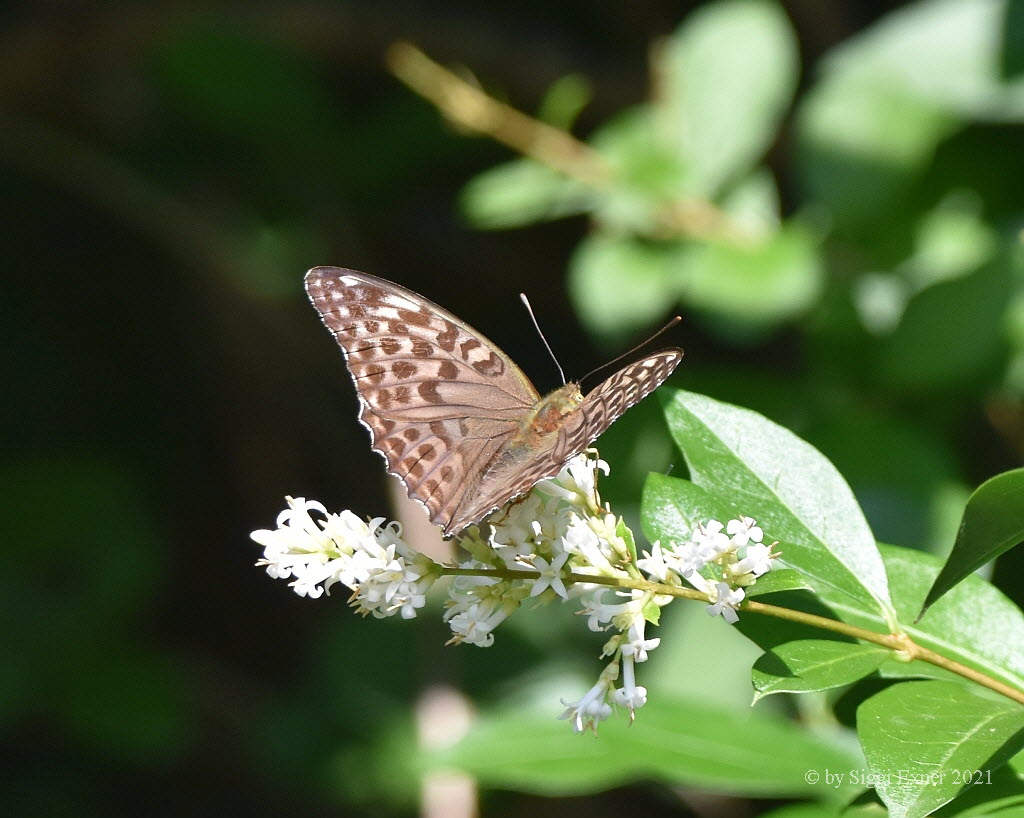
454;351;683;532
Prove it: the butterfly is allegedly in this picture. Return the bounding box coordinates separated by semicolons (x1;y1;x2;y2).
305;267;683;537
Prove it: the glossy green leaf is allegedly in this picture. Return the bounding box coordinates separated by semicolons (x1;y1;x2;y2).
656;389;895;621
744;568;814;598
459;159;593;229
858;680;1024;818
876;545;1024;693
752;641;889;701
438;695;859;797
659;0;799;195
920;468;1024;618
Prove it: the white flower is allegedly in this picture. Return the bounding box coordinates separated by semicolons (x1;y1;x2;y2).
693;519;731;559
445;599;509;647
637;541;673;582
619;618;660;663
706;581;745;624
613;652;648;714
669;540;705;577
528;552;570;598
727;516;764;547
252;497;435;611
559;664;617;734
535;453;608;512
733;542;774;578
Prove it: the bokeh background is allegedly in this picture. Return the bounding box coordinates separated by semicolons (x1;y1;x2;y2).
4;1;1023;815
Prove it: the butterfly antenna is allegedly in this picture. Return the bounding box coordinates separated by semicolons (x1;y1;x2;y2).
580;316;682;386
520;293;566;385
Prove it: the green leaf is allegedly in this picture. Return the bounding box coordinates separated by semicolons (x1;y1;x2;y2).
656;389;895;622
920;468;1024;618
875;253;1013;390
878;544;1024;694
459;159;593;229
744;568;814;598
752;641;890;701
796;72;955;229
659;0;799;195
858;680;1024;818
536;73;592;130
616;517;639;564
821;0;1024;122
678;222;824;325
568;234;679;339
438;694;859;798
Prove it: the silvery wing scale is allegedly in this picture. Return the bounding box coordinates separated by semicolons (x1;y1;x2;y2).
305;267;683;537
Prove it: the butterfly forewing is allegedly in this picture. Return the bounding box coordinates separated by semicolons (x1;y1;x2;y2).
305;267;683;536
305;267;540;527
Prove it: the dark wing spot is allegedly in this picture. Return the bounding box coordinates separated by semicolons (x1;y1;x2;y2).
418;381;443;404
429;421;446;435
348;304;367;319
436;321;458;352
472;352;504;376
393;361;417;379
381;338;402;355
364;319;380;334
398;308;431;328
394;385;411;404
412;339;433;357
416;443;437;463
459;338;481;359
402;428;420;442
376;389;392;410
364;363;386;384
401;454;425;480
438;360;459;380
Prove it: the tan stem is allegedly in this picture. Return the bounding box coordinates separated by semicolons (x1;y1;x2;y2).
439;565;1024;705
385;41;749;243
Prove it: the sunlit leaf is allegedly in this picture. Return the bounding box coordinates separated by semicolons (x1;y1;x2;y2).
460;159;593;229
651;390;895;620
659;0;799;195
920;468;1024;618
752;641;889;700
859;680;1024;818
568;234;679;339
438;695;858;797
678;222;823;324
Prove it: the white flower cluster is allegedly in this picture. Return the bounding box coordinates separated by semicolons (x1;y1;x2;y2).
252;497;437;618
637;517;777;624
251;456;777;734
443;454;618;648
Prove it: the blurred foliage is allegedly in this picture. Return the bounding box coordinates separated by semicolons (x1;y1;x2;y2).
2;0;1023;816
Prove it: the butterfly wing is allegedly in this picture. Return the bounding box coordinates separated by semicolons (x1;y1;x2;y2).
454;349;683;532
305;267;541;532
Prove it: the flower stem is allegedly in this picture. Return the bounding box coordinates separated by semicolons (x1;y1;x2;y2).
439;565;1024;705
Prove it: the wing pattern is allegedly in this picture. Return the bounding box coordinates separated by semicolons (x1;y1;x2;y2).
305;267;537;527
305;266;683;537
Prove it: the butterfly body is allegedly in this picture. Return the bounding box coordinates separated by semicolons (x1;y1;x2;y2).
305;267;682;537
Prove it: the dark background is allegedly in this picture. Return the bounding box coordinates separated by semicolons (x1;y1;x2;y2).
3;2;1019;816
